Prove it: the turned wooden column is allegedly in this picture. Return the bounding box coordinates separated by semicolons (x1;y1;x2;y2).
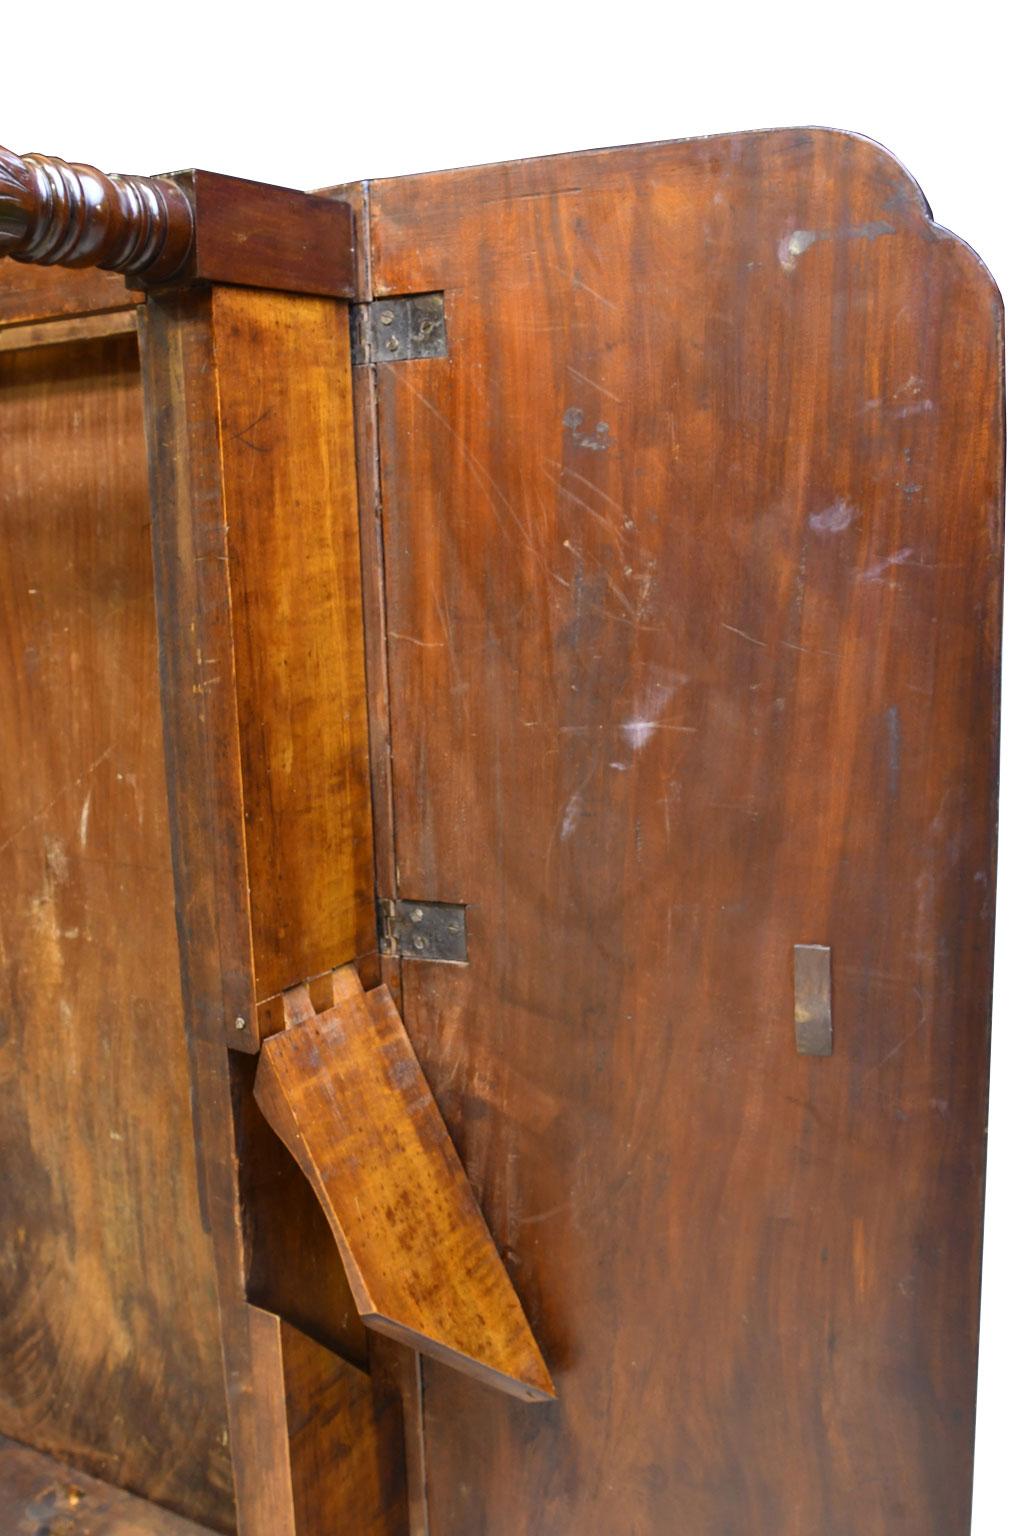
0;142;355;296
0;146;194;281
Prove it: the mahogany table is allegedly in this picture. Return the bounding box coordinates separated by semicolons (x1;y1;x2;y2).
0;129;1003;1535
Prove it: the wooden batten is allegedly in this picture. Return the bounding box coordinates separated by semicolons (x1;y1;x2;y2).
254;969;556;1404
0;307;138;351
139;283;376;1049
245;1309;408;1536
0;260;142;328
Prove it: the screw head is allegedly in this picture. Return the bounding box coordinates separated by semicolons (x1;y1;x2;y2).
413;935;426;951
380;310;395;326
386;336;400;353
410;907;424;922
234;1016;246;1031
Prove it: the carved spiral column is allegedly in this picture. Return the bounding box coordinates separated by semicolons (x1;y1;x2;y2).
0;145;194;283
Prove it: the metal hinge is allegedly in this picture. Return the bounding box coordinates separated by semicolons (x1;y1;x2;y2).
377;898;468;963
351;292;447;366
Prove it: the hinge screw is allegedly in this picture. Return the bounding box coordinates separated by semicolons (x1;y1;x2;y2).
410;907;424;922
380;310;394;326
234;1016;246;1031
413;935;426;951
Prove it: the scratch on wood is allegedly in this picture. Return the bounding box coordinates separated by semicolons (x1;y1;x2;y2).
566;365;623;405
0;746;113;858
722;622;766;648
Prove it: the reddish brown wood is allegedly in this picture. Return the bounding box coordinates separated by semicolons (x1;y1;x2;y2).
0;327;233;1532
178;170;355;297
0;309;137;351
0;259;141;327
337;174;429;1535
0;126;1003;1536
365;128;1003;1535
0;145;193;281
0;144;355;297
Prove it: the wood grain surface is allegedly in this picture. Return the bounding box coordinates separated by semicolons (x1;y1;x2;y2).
0;127;1001;1536
0;144;194;285
0;146;355;298
140;286;375;1046
365;129;1004;1534
0;1433;217;1535
278;1317;407;1536
215;287;374;1003
0;259;139;327
183;171;355;297
231;1309;407;1536
0;310;137;353
140;285;404;1535
255;971;555;1403
0;332;233;1530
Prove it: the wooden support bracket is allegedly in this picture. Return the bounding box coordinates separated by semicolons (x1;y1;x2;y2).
254;967;556;1405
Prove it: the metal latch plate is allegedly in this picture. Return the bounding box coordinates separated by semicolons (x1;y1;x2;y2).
351;293;447;365
378;898;468;963
794;943;833;1057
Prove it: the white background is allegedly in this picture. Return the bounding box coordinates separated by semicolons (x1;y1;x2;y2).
6;4;1018;1528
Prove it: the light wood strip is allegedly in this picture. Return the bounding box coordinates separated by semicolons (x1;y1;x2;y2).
0;309;137;352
